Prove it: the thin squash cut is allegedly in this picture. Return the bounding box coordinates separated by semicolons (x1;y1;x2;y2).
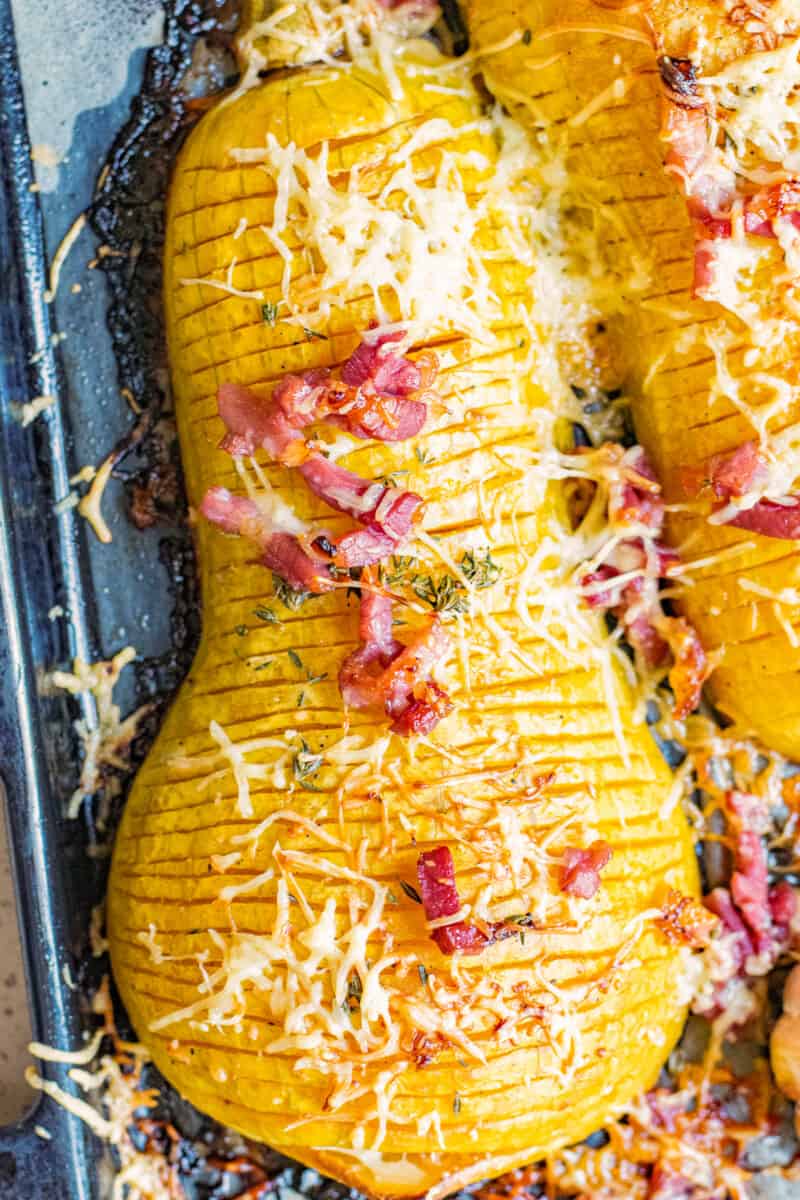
107;4;699;1197
464;0;800;758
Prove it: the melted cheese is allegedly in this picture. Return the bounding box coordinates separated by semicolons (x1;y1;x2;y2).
50;647;147;819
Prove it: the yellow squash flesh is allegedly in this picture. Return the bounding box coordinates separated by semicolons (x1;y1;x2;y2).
108;13;698;1198
465;0;800;759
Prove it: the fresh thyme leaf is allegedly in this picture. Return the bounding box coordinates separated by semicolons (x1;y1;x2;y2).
253;659;273;671
503;913;535;927
303;326;328;341
262;301;279;326
377;469;410;488
234;624;248;637
305;669;328;685
288;648;303;670
522;27;532;44
387;889;399;905
400;879;422;904
272;573;310;610
380;554;419;588
460;548;501;590
412;573;468;615
418;963;429;986
414;446;435;465
254;605;280;625
348;974;363;1000
453;1094;462;1115
297;691;305;707
292;739;324;790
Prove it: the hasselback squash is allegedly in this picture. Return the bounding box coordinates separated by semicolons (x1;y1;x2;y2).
108;3;699;1196
465;0;800;758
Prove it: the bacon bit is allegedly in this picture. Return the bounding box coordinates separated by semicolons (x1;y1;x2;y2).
647;1163;693;1199
227;333;439;450
200;488;334;594
661;74;800;302
727;497;800;540
608;447;665;530
559;841;612;900
206;330;450;733
681;441;767;501
579;441;707;715
657;56;702;109
409;1030;448;1068
339;583;452;736
656;888;718;948
334;333;435;442
658;615;711;720
390;682;452;736
416;846;514;956
217;380;305;462
682;442;800;539
703;791;796;979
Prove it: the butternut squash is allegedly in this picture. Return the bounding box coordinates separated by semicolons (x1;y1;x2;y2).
464;0;800;758
107;4;698;1196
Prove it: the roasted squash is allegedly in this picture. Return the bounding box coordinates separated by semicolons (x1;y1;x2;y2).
465;0;800;759
108;4;699;1196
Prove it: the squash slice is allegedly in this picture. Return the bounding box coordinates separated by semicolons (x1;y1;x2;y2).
464;0;800;758
108;5;698;1196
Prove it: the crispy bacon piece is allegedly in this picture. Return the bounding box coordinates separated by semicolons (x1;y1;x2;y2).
200;487;334;594
647;1163;693;1200
416;846;514;956
702;792;796;985
727;497;800;540
658;615;711;720
559;841;612;900
222;334;437;453
608;448;665;530
682;442;800;539
298;454;423;562
339;586;453;735
661;79;800;302
217;381;305;463
657;56;702;109
656;888;718;948
682;441;767;502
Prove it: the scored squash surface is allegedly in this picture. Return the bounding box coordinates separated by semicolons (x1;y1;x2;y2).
465;0;800;758
108;7;698;1197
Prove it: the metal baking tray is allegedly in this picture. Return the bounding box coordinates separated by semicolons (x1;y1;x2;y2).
0;1;226;1193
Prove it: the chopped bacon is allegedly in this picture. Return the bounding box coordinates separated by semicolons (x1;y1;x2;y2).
658;615;711;720
417;845;461;921
359;586;400;660
228;334;437;450
299;454;423;548
702;793;796;983
390;682;452;736
273;368;332;429
660;76;800;301
298;455;389;520
727;497;800;540
200;488;334;594
339;588;452;735
205;330;450;734
416;845;514;956
657;56;703;110
647;1163;693;1200
608;448;665;530
559;841;612;900
217;381;305;463
682;441;767;502
656;888;718;948
704;887;754;975
682;442;800;539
